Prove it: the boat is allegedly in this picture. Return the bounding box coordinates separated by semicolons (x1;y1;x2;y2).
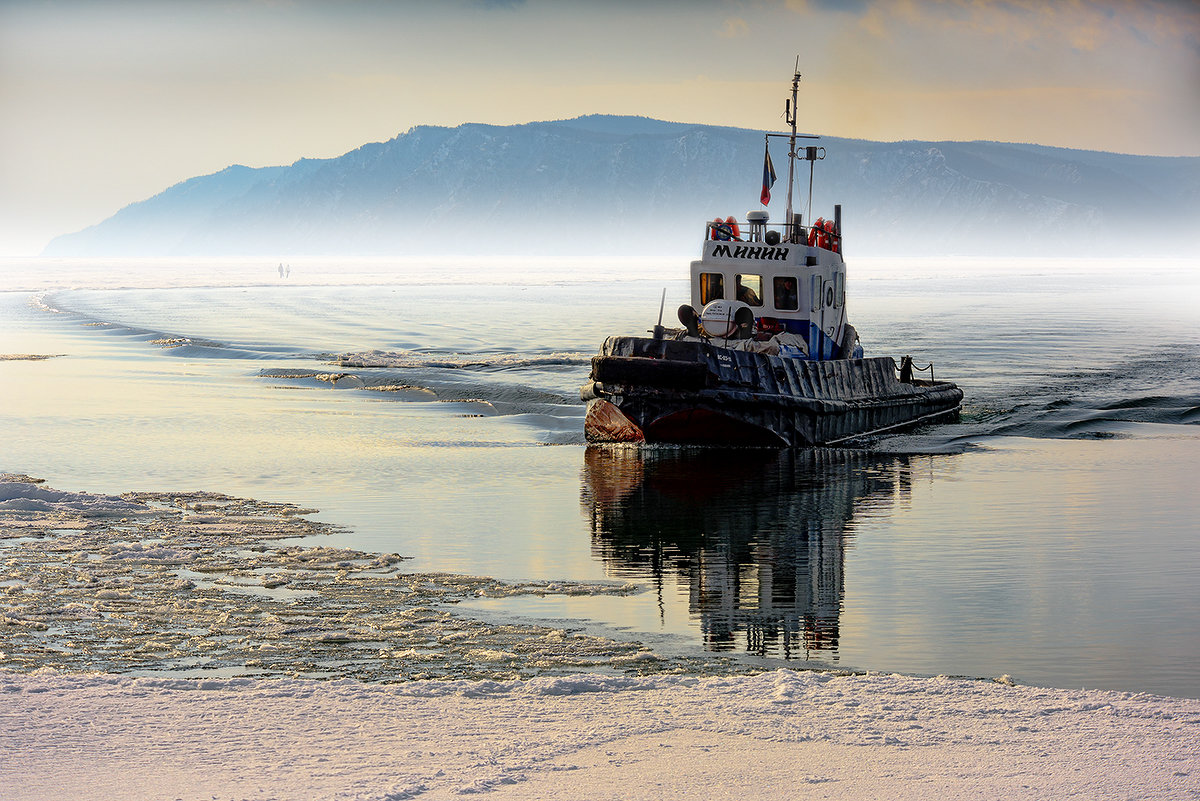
580;68;963;447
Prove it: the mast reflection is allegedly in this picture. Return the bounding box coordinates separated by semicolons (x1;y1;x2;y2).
582;447;914;661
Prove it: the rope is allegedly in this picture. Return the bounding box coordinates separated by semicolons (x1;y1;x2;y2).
910;362;935;384
898;356;936;384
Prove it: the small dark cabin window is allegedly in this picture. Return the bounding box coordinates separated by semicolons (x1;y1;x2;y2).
700;273;725;305
773;276;799;311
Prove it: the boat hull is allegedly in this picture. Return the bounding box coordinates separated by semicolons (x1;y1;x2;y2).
580;336;963;447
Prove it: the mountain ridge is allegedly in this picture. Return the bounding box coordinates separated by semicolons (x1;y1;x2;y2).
44;115;1200;258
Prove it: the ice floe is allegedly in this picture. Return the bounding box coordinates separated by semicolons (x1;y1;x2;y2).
335;349;591;370
0;475;718;682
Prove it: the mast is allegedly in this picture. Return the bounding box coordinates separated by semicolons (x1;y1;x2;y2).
784;64;800;240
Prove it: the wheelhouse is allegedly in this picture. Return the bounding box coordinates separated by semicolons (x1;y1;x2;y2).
689;208;854;360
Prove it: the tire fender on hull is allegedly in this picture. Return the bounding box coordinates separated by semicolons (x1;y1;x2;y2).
590;356;709;390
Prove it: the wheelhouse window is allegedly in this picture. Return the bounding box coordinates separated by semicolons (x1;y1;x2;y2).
835;272;845;307
700;273;725;304
810;275;822;312
735;274;762;306
773;276;799;311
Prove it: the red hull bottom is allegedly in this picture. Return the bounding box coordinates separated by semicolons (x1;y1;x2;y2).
585;400;787;447
642;408;787;446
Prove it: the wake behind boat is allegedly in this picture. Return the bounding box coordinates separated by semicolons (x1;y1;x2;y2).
581;68;963;447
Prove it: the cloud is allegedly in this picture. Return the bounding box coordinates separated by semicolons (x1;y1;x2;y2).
719;16;750;37
852;0;1200;54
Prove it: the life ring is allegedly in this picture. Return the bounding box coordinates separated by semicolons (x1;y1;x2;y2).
724;216;742;240
807;217;823;248
711;219;733;241
823;218;837;252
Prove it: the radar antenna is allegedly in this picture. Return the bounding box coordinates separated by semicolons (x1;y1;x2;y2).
766;60;821;242
784;61;800;235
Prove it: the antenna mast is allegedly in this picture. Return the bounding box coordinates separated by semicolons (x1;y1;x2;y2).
784;60;800;240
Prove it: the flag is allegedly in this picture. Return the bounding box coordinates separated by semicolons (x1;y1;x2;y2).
760;143;777;206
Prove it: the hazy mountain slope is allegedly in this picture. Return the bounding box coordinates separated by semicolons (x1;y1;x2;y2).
44;116;1200;258
50;164;295;257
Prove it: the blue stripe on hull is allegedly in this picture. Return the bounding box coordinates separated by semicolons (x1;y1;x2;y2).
769;318;856;361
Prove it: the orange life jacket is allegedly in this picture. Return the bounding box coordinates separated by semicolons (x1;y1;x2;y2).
823;219;837;252
808;218;823;248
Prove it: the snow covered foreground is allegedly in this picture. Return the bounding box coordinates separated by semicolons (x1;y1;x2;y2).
2;668;1198;800
2;474;1198;799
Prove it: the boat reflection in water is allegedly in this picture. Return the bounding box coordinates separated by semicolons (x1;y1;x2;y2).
582;447;919;661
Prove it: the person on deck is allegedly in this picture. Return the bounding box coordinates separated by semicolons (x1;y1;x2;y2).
736;277;761;306
775;277;797;310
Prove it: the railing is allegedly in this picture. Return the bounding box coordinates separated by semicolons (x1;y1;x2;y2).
897;355;935;384
707;220;842;253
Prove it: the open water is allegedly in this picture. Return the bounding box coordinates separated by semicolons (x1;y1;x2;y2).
2;255;1198;696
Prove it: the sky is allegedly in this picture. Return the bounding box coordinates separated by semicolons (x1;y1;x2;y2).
1;0;1197;256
